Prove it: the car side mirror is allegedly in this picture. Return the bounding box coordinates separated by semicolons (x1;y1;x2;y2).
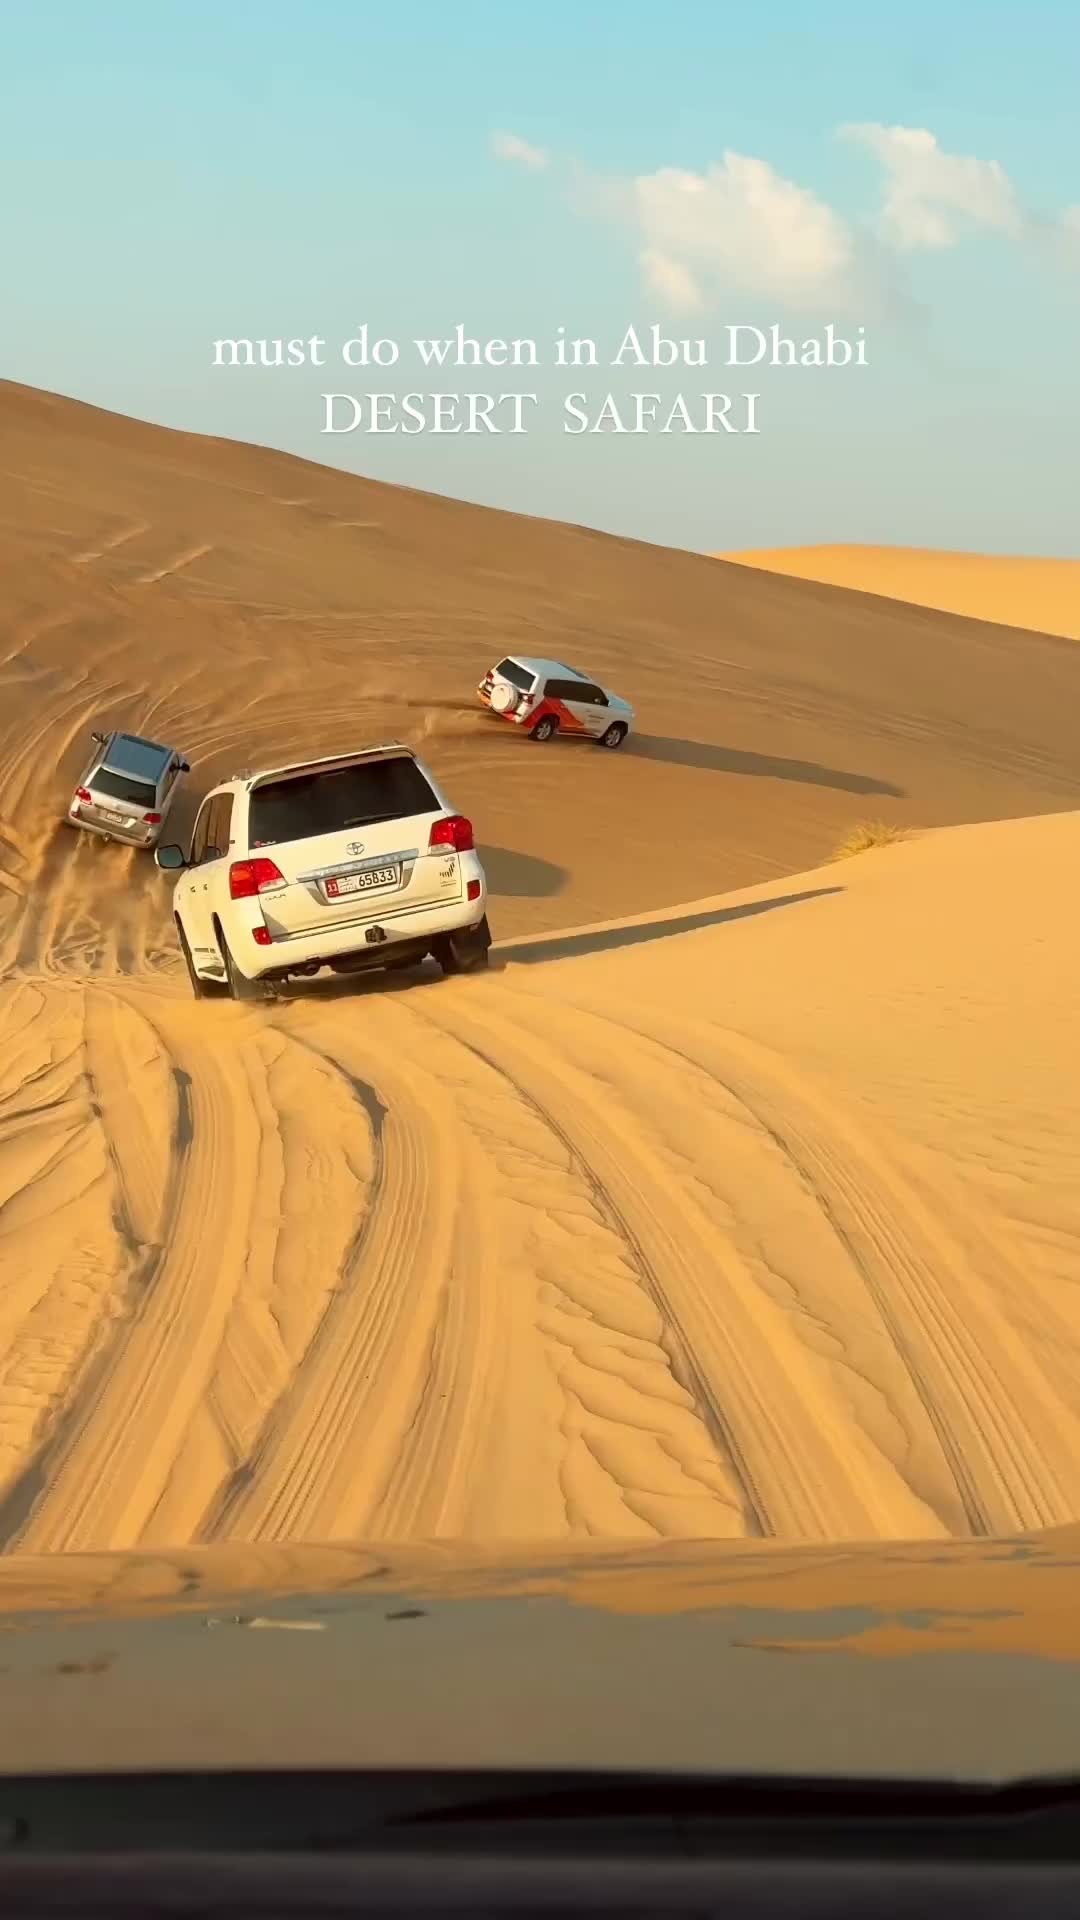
91;730;105;745
178;760;191;774
155;844;187;871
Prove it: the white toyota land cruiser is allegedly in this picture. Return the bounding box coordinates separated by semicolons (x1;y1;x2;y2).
155;743;491;1000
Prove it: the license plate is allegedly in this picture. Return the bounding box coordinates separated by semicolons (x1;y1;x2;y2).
324;865;398;899
99;810;124;826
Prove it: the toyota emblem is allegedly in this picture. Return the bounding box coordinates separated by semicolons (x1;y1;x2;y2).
346;841;365;856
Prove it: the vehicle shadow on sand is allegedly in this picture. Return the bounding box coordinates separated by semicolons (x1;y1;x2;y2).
494;886;843;967
624;734;905;799
477;844;568;899
275;885;842;1003
273;962;446;1006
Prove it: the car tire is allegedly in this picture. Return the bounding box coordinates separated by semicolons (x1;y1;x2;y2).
530;715;558;742
598;723;628;750
217;921;273;1003
434;914;492;976
177;918;222;1000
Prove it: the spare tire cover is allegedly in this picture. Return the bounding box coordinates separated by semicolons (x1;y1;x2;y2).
490;683;519;714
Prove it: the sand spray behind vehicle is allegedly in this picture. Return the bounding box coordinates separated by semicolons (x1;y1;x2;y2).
400;700;497;750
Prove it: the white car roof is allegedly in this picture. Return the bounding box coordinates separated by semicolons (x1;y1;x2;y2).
222;743;418;790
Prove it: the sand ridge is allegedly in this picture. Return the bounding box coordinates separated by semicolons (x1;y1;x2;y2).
716;543;1080;643
2;383;1080;1552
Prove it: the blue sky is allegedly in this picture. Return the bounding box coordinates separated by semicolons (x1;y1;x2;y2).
5;1;1079;553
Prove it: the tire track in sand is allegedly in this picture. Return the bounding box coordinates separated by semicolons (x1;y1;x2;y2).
140;1015;378;1549
660;1012;1080;1535
526;988;1080;1537
374;989;747;1539
14;813;166;982
1;675;127;975
0;985;109;1535
11;990;260;1553
196;996;464;1543
0;985;179;1546
202;987;745;1544
283;1004;509;1543
413;982;896;1541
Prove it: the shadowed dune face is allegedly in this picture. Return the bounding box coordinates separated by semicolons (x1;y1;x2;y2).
623;732;906;797
494;888;844;967
1;383;1080;1564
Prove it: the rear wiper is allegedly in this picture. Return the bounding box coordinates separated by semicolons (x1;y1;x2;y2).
341;811;400;828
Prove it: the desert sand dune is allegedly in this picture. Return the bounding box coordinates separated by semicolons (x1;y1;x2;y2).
717;543;1080;643
1;382;1080;1552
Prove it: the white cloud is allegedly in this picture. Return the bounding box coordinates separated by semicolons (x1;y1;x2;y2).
494;121;1080;315
640;247;704;312
627;153;864;312
841;123;1022;249
491;129;549;172
1051;205;1080;272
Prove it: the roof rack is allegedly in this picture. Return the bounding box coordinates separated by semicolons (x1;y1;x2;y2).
245;743;415;788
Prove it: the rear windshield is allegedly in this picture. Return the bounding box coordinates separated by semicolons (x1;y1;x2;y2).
92;770;157;808
249;758;440;846
495;657;536;692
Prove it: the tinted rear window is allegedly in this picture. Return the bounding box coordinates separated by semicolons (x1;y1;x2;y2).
92;770;157;808
249;758;440;845
495;658;536;692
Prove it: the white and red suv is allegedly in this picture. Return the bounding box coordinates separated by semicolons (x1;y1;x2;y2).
155;743;491;1001
478;655;634;749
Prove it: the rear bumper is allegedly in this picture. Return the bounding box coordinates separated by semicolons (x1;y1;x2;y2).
67;808;160;848
239;886;490;980
259;933;437;983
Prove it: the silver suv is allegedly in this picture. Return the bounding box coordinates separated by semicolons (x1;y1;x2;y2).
66;729;190;849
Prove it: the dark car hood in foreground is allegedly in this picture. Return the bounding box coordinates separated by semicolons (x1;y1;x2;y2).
1;1525;1079;1781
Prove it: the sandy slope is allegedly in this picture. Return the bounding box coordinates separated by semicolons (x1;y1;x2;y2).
2;383;1080;1552
2;811;1079;1550
717;544;1080;642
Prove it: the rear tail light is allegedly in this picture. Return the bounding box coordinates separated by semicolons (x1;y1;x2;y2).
252;926;272;946
143;812;162;825
467;878;481;902
229;856;285;899
429;814;475;853
75;787;91;804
